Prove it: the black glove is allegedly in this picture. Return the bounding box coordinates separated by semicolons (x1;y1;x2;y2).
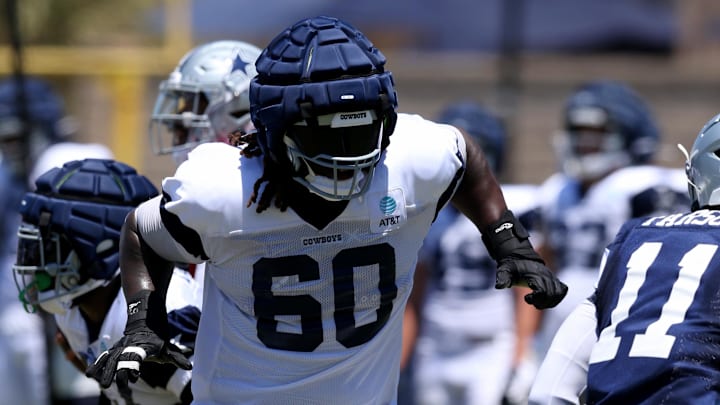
482;210;568;309
85;290;192;400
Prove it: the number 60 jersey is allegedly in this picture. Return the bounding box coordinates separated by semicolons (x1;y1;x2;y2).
136;113;467;404
588;210;720;404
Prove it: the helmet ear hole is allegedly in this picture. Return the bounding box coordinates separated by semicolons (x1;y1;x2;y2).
61;274;80;289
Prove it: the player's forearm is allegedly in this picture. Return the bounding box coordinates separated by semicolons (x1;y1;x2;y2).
120;209;175;337
451;130;508;227
120;210;174;305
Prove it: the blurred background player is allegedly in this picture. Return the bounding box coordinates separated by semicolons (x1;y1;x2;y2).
533;80;689;358
0;159;47;405
0;76;113;404
149;39;261;289
406;101;542;405
149;39;261;166
14;158;201;405
0;75;113;405
530;112;720;404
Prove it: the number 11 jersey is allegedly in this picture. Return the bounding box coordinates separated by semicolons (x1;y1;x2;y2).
588;210;720;404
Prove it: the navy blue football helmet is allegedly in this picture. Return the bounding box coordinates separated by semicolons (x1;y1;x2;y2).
250;16;398;201
13;158;158;314
438;101;506;174
0;76;73;181
555;80;659;181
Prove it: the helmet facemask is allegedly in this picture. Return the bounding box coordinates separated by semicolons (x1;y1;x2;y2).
13;223;111;315
283;110;383;201
150;82;215;164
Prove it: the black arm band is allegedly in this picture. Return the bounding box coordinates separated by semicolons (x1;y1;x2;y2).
481;210;544;264
126;289;169;338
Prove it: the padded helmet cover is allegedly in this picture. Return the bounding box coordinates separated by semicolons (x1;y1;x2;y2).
19;159;158;281
250;16;398;164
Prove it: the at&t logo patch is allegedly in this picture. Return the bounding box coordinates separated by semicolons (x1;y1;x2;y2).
379;196;397;215
369;189;406;233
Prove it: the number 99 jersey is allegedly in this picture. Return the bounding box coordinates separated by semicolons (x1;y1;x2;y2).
588;210;720;404
137;113;467;404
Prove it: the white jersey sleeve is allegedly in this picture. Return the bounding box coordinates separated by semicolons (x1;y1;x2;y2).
529;298;596;405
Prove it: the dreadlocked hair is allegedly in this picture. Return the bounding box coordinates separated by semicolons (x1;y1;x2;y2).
231;129;294;214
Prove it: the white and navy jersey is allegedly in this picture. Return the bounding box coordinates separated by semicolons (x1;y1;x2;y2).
420;184;538;338
538;165;689;274
587;210;720;404
55;269;202;405
140;113;467;404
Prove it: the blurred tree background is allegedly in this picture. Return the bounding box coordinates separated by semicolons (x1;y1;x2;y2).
0;0;157;45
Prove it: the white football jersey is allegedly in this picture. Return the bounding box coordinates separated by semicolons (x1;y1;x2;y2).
146;113;467;404
55;268;202;405
420;184;539;338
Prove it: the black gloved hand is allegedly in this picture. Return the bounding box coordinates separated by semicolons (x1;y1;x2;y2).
85;290;192;400
495;259;567;309
482;210;568;309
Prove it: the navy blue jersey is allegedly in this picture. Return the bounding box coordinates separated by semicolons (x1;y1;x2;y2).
588;210;720;404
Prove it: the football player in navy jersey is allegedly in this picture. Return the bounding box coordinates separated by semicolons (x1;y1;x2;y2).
529;113;720;404
534;80;689;359
13;159;202;405
85;16;567;404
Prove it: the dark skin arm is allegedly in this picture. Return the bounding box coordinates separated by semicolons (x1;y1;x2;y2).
119;210;175;321
450;130;508;233
449;130;567;309
400;131;513;369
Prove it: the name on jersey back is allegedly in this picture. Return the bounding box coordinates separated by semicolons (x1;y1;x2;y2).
642;209;720;228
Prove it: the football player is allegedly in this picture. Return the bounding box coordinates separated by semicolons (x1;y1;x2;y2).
531;112;720;404
533;80;689;358
150;40;261;166
410;101;542;405
14;159;202;405
85;16;567;404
